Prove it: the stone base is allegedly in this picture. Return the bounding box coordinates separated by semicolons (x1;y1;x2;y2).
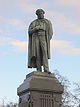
17;71;64;107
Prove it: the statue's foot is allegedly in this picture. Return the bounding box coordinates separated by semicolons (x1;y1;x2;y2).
44;70;51;74
48;71;51;74
37;68;42;72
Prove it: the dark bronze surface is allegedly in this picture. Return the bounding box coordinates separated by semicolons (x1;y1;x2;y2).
28;9;53;72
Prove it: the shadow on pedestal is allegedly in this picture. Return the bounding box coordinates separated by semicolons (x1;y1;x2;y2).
17;71;64;107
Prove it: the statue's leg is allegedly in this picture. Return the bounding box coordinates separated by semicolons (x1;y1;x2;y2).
39;35;49;72
36;36;42;72
36;66;42;72
36;53;42;72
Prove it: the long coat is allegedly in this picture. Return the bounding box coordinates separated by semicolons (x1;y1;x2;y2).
28;18;53;68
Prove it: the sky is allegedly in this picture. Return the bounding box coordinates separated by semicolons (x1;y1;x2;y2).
0;0;80;104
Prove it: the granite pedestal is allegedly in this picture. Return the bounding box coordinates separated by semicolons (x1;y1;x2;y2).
17;71;64;107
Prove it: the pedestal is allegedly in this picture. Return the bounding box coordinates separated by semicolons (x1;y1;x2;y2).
17;71;64;107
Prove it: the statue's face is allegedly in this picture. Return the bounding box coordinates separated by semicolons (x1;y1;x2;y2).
37;12;44;19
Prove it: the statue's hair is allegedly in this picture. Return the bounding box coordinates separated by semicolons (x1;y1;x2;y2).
36;9;45;15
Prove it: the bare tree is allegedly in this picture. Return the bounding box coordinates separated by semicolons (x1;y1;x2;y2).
54;70;80;107
73;83;80;106
0;97;7;107
6;102;18;107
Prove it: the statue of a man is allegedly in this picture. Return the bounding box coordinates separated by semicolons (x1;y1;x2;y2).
28;9;53;73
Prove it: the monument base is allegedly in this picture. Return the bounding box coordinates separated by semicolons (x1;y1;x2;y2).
17;71;64;107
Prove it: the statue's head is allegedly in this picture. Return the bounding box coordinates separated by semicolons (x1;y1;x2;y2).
36;9;45;19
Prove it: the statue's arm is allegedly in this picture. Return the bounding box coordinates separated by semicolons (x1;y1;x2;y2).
28;21;45;35
28;23;36;35
28;22;39;35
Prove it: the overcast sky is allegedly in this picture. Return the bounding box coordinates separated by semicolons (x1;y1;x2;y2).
0;0;80;104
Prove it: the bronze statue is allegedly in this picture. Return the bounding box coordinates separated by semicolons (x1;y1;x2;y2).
28;9;53;73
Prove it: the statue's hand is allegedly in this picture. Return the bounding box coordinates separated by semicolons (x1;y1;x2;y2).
29;26;40;34
35;26;40;31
